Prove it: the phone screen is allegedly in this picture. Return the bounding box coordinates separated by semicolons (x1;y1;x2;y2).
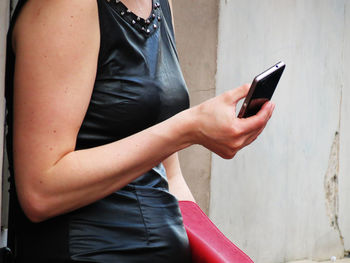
238;62;285;118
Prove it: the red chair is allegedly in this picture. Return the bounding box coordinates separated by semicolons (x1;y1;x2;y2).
179;201;254;263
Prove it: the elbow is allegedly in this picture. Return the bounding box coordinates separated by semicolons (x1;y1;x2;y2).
14;168;58;223
25;207;49;223
19;190;53;223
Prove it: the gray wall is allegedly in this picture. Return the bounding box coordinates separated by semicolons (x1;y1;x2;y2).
339;0;350;256
211;1;350;262
173;0;219;214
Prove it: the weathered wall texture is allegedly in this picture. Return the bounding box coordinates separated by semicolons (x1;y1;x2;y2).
173;0;219;214
339;1;350;255
211;1;350;262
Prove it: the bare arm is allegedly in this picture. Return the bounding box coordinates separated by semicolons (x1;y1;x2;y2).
164;0;194;202
163;153;195;202
13;0;274;223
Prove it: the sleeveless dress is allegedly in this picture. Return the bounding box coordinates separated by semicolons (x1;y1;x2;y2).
5;0;192;262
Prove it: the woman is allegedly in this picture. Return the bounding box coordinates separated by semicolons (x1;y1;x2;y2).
6;0;274;262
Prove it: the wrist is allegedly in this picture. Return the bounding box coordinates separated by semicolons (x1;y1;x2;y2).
172;107;199;148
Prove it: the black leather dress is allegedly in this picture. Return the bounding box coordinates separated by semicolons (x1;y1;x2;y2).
5;0;192;262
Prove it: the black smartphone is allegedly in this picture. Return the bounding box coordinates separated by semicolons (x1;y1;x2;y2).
238;61;285;118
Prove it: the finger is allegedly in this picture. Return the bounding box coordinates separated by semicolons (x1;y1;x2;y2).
244;131;260;147
224;84;251;104
240;125;264;148
242;103;274;145
238;101;274;133
241;122;267;147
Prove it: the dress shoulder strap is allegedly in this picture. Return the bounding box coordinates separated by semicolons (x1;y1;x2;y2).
159;0;175;38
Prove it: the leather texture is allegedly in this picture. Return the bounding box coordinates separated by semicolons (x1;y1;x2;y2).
179;201;254;263
76;0;190;150
5;0;191;262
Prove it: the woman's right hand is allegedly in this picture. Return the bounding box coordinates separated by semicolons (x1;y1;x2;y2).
184;84;275;159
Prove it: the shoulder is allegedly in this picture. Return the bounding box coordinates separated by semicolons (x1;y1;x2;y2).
13;0;99;52
14;0;98;26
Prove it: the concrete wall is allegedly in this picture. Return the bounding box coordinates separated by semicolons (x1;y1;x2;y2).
211;1;350;262
173;0;219;214
339;1;350;255
0;0;10;247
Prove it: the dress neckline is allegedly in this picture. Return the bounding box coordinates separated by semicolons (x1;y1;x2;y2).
118;0;154;20
105;0;162;36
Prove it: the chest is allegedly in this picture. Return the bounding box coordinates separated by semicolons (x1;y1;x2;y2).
76;0;189;148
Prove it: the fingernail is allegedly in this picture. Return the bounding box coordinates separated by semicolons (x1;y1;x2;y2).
266;101;273;109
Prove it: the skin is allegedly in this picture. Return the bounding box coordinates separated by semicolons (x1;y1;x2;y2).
12;0;274;223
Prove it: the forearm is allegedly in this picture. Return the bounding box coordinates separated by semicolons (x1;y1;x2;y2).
17;111;193;222
168;173;196;202
164;153;195;202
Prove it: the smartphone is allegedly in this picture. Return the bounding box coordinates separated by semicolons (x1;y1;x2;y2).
238;61;285;118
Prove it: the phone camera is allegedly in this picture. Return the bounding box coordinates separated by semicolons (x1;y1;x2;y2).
276;65;278;68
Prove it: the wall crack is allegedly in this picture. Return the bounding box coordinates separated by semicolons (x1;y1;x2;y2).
324;131;344;249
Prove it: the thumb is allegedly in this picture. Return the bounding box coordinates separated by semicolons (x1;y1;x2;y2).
225;84;251;105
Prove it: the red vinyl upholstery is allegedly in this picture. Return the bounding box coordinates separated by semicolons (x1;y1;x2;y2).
179;201;254;263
